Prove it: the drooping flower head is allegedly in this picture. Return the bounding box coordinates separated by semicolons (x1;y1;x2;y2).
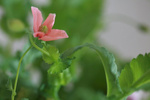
31;6;68;41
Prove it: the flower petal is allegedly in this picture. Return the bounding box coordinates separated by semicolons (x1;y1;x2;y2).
43;14;56;33
31;6;43;32
33;32;45;38
39;29;68;41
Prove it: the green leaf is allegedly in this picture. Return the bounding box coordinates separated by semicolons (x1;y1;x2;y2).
119;53;150;97
48;61;65;74
47;58;74;74
44;68;74;100
59;68;72;85
42;45;60;64
45;43;121;99
43;45;73;74
61;43;122;97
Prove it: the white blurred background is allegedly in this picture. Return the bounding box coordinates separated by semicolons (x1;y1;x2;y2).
100;0;150;60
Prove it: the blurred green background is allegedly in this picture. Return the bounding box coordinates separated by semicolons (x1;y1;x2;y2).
0;0;150;100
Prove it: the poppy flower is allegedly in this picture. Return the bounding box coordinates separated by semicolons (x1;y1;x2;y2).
31;6;68;41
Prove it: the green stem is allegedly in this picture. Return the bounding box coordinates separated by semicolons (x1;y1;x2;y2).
11;46;32;100
29;34;49;56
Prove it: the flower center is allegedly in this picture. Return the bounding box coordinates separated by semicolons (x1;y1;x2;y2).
39;25;48;33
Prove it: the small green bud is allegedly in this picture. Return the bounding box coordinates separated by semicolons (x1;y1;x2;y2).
7;19;25;32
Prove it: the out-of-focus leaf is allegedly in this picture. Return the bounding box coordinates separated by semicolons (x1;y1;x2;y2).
7;19;25;32
138;24;149;33
43;68;74;100
6;78;13;91
61;45;83;59
59;68;72;85
70;87;108;100
0;0;31;38
119;53;150;99
61;43;122;97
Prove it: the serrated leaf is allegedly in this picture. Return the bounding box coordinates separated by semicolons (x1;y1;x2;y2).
61;43;122;97
119;53;150;96
43;45;74;74
45;43;120;99
87;44;122;97
42;45;60;64
48;61;65;74
47;58;74;75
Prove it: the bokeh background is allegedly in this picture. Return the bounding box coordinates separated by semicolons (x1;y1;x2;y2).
101;0;150;60
0;0;150;100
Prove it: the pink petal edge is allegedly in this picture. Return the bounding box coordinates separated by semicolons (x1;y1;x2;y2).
39;29;68;41
43;14;56;33
31;6;43;32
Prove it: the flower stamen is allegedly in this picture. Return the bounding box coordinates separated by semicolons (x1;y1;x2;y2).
39;25;48;33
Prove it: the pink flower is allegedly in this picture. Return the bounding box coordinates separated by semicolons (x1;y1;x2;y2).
127;91;149;100
31;6;68;41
